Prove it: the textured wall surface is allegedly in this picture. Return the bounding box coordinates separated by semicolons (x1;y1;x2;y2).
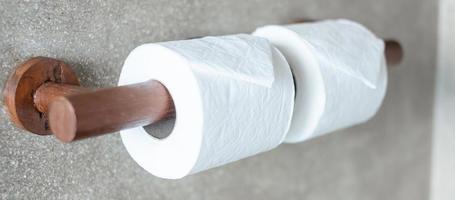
0;0;437;199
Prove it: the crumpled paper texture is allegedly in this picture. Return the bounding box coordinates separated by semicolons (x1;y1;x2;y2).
288;19;385;88
160;34;275;87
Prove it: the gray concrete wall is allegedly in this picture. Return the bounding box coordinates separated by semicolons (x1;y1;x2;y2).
0;0;438;199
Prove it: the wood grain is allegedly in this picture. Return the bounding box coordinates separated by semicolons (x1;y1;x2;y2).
2;57;79;135
3;57;176;142
47;80;175;142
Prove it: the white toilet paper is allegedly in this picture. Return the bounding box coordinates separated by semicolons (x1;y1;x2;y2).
253;19;387;143
118;34;295;179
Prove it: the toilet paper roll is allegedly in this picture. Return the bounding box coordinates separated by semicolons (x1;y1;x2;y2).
253;19;387;143
118;34;295;179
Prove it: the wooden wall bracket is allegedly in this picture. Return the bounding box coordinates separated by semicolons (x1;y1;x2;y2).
3;57;175;142
2;41;402;143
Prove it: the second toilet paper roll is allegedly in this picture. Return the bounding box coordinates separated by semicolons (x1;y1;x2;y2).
253;19;387;143
118;34;295;179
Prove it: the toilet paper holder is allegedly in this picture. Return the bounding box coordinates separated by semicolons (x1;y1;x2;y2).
2;40;402;143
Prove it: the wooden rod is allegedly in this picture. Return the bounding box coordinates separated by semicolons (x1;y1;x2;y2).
45;39;401;143
45;80;175;142
34;83;91;113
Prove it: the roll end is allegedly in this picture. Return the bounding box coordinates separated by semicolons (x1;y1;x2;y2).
48;97;77;143
385;40;404;66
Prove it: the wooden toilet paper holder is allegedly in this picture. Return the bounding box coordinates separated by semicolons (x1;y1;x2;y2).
2;40;403;143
